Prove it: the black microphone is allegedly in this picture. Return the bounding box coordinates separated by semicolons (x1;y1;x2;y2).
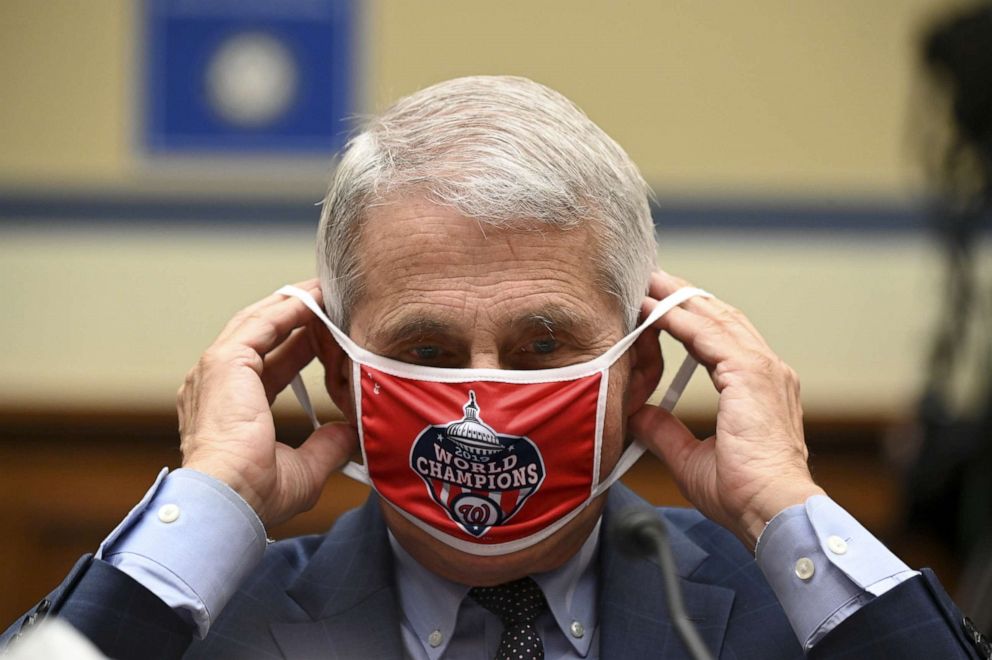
612;507;715;660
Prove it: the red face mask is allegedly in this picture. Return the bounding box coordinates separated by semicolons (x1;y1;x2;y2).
280;284;710;556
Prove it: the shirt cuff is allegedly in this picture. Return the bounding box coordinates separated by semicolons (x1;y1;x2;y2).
98;468;266;638
755;495;919;651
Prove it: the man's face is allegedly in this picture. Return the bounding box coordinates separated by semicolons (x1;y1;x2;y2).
339;195;654;584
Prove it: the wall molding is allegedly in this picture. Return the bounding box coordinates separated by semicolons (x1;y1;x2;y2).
0;189;937;232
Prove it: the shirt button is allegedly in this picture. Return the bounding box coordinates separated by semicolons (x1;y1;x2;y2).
794;557;815;580
428;629;443;648
827;535;848;555
157;504;181;523
570;620;585;638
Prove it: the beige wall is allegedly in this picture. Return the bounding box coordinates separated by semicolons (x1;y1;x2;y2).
0;0;977;420
0;2;132;186
373;0;950;198
0;0;960;192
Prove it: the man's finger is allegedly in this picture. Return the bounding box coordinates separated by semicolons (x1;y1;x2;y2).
647;270;692;300
646;271;756;342
629;404;703;480
691;297;765;343
216;279;322;343
647;304;743;369
261;327;317;404
647;271;767;344
230;278;320;322
296;423;361;494
664;293;767;346
225;296;322;357
642;294;765;355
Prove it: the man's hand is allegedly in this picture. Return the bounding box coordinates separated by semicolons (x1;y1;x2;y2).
176;279;358;529
630;271;825;549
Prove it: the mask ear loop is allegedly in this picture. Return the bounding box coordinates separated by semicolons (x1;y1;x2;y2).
584;283;709;492
278;285;373;484
276;285;365;359
589;353;698;498
289;372;371;483
593;287;710;370
660;353;699;412
290;377;320;430
590;289;706;498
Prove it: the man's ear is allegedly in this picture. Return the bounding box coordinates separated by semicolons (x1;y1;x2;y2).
623;326;664;417
311;320;356;424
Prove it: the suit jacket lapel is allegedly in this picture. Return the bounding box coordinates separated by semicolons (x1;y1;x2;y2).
269;485;735;659
599;484;735;659
271;495;405;659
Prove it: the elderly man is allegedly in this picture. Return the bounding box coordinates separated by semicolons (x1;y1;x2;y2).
3;76;987;659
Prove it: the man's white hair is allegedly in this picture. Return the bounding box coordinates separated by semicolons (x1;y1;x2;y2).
316;75;657;330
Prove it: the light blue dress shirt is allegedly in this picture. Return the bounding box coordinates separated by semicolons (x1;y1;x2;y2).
101;469;917;656
389;523;599;659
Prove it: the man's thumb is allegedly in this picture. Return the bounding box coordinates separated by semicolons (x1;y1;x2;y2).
629;404;698;475
297;422;360;489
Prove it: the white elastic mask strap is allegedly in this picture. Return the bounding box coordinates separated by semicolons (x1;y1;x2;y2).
596;286;711;369
289;374;371;485
291;376;320;431
591;352;699;498
278;285;373;484
276;285;364;361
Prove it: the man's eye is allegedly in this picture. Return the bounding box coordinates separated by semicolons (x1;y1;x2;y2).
530;338;558;355
412;345;441;360
398;344;459;367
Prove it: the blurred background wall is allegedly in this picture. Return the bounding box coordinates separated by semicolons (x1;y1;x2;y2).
1;0;988;626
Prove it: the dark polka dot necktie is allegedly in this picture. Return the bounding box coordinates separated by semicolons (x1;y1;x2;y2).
469;577;548;660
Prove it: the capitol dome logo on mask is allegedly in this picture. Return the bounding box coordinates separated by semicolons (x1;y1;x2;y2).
410;391;546;537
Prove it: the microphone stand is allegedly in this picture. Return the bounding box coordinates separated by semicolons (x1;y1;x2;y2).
613;508;715;660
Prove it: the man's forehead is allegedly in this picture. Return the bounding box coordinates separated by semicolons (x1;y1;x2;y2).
367;302;590;344
349;196;624;337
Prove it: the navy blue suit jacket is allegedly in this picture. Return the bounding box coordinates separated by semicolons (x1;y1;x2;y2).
2;483;985;659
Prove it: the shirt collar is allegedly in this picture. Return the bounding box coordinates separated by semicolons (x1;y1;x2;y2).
388;533;468;659
388;520;601;659
531;518;600;656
